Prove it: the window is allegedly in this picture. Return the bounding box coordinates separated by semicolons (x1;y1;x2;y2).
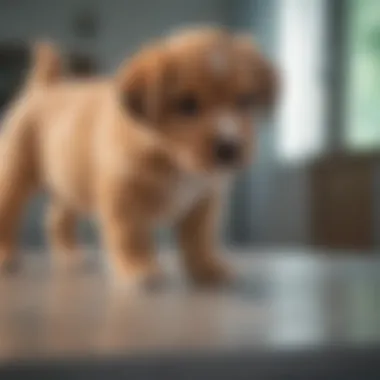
345;0;380;151
276;0;328;163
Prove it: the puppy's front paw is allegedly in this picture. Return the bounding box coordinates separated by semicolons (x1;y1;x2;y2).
110;260;164;291
52;249;90;274
0;250;19;274
188;257;233;287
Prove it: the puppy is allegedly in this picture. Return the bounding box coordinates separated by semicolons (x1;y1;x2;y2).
0;27;277;286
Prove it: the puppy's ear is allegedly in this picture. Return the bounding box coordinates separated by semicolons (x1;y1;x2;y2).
116;48;172;124
256;56;279;111
236;34;279;112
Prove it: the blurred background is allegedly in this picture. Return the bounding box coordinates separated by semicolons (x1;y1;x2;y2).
1;0;379;252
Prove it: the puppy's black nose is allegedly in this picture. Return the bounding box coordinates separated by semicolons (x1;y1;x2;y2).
214;140;241;165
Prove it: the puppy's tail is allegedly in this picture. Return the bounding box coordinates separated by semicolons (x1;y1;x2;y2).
26;41;63;88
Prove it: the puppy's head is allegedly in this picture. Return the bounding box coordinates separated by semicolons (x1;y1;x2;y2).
117;27;278;174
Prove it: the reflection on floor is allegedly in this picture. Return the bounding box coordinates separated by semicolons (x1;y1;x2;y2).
0;249;379;362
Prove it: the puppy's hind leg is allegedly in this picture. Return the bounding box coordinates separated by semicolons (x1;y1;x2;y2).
0;144;36;272
0;179;34;272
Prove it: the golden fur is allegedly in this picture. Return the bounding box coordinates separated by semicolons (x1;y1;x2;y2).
0;27;277;286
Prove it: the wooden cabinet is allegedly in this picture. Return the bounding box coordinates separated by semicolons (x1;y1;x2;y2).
310;155;375;249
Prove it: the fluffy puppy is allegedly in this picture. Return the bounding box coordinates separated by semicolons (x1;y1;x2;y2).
0;27;277;285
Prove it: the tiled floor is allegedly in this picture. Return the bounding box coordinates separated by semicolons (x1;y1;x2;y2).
0;249;380;364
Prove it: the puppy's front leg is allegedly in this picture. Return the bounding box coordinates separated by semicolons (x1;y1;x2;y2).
176;191;231;286
46;201;84;270
98;194;161;287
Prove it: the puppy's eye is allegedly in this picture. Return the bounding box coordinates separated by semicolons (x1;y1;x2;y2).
125;93;145;118
175;95;200;116
235;93;256;111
